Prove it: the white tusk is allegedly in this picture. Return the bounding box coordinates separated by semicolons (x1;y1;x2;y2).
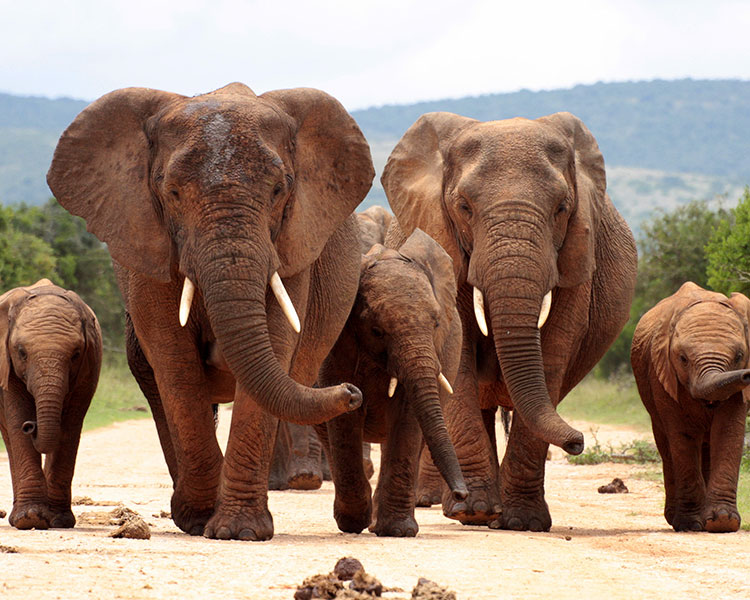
473;286;489;336
388;377;398;398
438;372;453;395
270;272;301;333
538;290;552;329
179;277;195;327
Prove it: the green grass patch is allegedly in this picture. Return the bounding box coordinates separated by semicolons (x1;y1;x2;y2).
559;373;652;432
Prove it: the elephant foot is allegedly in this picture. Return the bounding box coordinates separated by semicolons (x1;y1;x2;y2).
442;483;501;525
704;505;740;533
415;469;444;508
416;488;442;508
497;497;551;532
171;492;215;536
9;502;53;530
204;505;274;541
49;508;76;528
334;497;372;534
369;514;418;537
287;470;323;491
670;511;704;532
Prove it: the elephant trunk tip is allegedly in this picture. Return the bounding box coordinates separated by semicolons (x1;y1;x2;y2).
342;383;363;411
562;434;585;456
22;420;37;436
742;371;750;385
451;484;469;502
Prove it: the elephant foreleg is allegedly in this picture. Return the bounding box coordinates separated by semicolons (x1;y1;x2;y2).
499;412;551;532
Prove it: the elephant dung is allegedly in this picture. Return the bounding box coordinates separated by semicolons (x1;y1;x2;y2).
107;506;151;540
598;478;629;494
411;579;457;600
333;557;365;581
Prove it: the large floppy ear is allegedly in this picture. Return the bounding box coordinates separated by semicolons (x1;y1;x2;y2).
260;88;374;277
537;112;604;288
398;228;457;323
381;112;476;281
47;88;183;282
0;286;34;390
727;291;750;367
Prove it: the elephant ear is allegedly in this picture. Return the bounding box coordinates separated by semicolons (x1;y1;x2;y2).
47;88;183;282
0;281;50;390
537;112;605;288
398;228;457;323
382;112;477;280
727;291;750;366
260;88;375;277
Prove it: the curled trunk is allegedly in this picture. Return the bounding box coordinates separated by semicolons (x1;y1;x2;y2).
690;369;750;404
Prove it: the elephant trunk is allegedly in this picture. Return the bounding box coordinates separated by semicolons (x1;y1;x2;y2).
690;368;750;404
480;234;584;455
196;237;360;425
405;365;468;502
26;359;68;454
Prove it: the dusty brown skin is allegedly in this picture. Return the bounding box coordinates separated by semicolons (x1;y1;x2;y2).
269;206;394;491
47;83;374;540
382;111;637;530
317;228;467;537
0;279;102;530
631;282;750;532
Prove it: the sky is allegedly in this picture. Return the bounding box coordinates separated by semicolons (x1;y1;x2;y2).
2;0;750;111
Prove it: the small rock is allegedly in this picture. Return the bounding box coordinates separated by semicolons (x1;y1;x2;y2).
334;557;364;581
598;478;629;494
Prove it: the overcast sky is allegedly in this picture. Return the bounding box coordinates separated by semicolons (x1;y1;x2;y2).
2;0;749;110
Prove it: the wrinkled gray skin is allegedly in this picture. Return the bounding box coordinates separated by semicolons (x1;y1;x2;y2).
0;279;102;530
318;228;467;537
632;282;750;533
47;83;374;540
268;206;393;490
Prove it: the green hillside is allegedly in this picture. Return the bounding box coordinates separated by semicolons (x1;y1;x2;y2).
1;79;748;229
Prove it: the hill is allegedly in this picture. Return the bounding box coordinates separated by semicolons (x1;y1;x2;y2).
1;79;749;229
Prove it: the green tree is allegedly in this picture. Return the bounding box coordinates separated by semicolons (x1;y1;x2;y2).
706;187;750;297
0;205;58;290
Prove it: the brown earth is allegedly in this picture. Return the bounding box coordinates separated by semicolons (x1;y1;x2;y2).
1;409;749;600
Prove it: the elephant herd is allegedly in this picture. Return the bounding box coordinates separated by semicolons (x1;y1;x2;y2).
0;82;746;540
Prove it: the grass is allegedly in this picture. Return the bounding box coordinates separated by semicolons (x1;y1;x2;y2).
561;373;750;531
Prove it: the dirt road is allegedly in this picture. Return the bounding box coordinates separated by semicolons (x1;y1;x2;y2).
1;410;748;600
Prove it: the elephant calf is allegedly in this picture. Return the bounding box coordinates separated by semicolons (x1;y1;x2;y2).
631;282;750;532
318;228;467;537
0;279;102;530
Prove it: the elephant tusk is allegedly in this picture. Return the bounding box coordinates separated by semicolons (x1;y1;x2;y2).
388;377;398;398
179;277;195;327
438;372;453;395
270;272;301;334
538;290;552;329
473;286;489;336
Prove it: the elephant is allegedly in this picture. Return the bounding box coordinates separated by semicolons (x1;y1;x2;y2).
317;227;468;537
268;206;394;490
381;111;637;531
0;279;102;530
47;83;374;540
631;282;750;533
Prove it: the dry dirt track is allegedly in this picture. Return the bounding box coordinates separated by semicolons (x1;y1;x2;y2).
1;409;749;600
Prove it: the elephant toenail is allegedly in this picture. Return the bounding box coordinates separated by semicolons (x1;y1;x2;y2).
488;519;502;529
450;502;466;515
238;528;255;541
506;517;524;531
189;524;205;536
473;501;488;514
216;526;232;539
529;519;543;532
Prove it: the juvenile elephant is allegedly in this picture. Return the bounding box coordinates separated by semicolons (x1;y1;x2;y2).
48;83;374;540
318;228;467;537
268;205;394;490
0;279;102;529
631;282;750;533
382;111;637;530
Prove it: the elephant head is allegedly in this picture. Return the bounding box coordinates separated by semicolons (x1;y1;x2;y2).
47;83;374;424
356;205;393;253
381;111;608;454
356;228;467;500
0;279;101;453
645;282;750;404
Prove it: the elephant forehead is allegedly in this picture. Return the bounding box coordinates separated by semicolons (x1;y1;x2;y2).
674;302;745;341
12;296;84;340
360;263;439;321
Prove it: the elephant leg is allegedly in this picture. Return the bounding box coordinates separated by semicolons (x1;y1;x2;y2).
268;421;292;491
661;418;705;532
415;445;445;507
362;441;375;480
440;358;501;525
204;391;278;541
326;410;371;534
498;412;551;531
704;397;745;532
370;407;421;537
650;414;677;526
286;424;324;490
125;313;178;482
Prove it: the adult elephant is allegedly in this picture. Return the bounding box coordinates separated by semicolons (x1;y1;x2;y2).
47;83;374;540
382;111;637;531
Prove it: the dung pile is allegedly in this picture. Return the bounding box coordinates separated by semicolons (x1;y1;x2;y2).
294;557;456;600
598;478;629;494
78;505;151;539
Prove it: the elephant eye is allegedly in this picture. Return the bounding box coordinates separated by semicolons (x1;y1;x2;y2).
735;350;744;363
17;345;27;361
272;182;284;198
679;354;688;365
71;350;81;362
169;188;180;200
459;200;473;218
371;326;385;339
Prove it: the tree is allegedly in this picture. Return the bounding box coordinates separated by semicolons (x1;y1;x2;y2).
0;205;57;290
706;187;750;297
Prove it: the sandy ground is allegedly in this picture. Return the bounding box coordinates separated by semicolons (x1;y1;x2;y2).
1;409;749;600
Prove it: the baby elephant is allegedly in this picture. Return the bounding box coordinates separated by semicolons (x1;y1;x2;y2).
631;282;750;532
0;279;102;529
318;228;467;537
